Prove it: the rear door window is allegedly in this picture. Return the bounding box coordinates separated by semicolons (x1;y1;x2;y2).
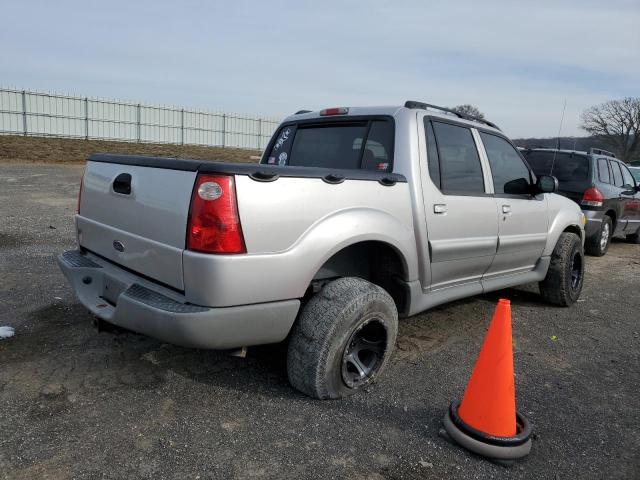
597;158;611;184
480;132;531;195
424;120;441;188
431;121;485;195
620;163;636;188
264;119;394;171
611;161;624;187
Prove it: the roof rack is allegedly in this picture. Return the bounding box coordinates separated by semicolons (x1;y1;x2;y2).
589;147;616;158
522;145;552;150
404;101;500;130
294;109;312;115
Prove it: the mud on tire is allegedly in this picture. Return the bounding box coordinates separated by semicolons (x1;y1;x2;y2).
539;232;584;307
286;277;398;400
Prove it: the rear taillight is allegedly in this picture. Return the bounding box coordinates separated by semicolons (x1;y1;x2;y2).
582;187;604;207
187;174;246;254
77;169;84;214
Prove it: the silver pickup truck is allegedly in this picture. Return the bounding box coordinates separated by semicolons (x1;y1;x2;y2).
59;101;586;399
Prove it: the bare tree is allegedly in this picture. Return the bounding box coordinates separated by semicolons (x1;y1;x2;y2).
581;97;640;163
451;104;485;119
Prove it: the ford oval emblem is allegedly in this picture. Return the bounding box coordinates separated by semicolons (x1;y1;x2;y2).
113;240;125;252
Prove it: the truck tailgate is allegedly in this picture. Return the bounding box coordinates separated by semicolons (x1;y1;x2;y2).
78;160;196;290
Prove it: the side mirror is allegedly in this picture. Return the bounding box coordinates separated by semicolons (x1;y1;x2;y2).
503;177;530;195
535;175;558;194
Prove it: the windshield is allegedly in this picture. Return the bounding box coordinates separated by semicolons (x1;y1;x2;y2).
263;119;394;171
630;167;640;183
521;151;590;182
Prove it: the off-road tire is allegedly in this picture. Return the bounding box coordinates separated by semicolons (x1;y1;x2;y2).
585;215;612;256
539;232;584;307
287;277;398;400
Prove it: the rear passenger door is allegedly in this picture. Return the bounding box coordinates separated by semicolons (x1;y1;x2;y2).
619;162;640;234
422;119;498;290
478;132;548;277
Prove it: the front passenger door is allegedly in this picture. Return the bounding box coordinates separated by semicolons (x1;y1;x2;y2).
479;132;548;277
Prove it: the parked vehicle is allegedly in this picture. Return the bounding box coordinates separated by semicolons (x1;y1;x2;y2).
59;102;586;399
521;147;640;255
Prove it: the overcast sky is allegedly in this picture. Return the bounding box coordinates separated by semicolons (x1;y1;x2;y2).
2;0;639;138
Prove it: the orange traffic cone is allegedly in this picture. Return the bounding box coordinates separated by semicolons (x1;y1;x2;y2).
442;299;532;462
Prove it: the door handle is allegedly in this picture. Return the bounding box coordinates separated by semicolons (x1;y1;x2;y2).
434;204;447;214
502;205;511;214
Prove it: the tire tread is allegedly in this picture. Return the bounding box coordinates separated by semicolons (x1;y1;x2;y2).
539;232;583;307
287;277;397;399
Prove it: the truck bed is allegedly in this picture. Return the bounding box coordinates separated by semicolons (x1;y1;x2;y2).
78;154;411;306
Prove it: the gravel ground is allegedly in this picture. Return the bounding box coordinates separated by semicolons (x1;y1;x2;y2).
1;163;639;480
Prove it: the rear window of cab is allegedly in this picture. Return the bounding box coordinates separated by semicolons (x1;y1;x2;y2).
263;119;394;172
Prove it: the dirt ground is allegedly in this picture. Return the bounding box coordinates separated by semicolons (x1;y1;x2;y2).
1;163;639;479
0;135;260;165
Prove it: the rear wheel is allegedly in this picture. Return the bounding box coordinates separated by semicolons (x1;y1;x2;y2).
287;277;398;399
539;232;584;307
585;215;612;256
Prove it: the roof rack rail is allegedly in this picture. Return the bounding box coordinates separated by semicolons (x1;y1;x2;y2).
523;145;551;150
404;101;500;130
294;109;312;115
589;147;616;158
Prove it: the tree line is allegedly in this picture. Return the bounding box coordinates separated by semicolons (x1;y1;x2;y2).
451;98;640;164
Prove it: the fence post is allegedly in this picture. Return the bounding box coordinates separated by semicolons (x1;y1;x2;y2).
136;104;141;142
180;108;184;145
84;97;89;140
257;118;262;150
221;114;226;148
21;90;27;136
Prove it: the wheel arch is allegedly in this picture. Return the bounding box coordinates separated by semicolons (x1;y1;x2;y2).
308;240;411;314
544;214;585;257
604;209;616;229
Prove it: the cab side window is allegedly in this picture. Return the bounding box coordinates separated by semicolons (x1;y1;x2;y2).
429;121;485;195
611;161;624;187
479;132;531;195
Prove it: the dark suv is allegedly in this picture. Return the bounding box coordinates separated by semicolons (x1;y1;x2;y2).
520;147;640;256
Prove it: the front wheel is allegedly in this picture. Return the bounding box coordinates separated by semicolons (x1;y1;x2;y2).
286;277;398;399
539;232;584;307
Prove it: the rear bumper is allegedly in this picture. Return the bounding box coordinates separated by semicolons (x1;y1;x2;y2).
57;250;300;349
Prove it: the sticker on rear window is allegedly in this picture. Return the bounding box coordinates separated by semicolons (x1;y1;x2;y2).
273;128;291;151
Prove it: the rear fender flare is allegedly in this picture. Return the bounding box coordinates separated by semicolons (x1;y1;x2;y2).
297;207;419;290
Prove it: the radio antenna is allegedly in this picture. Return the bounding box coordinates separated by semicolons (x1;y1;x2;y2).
550;98;567;174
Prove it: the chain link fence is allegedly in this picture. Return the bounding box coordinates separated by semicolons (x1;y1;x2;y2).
0;87;281;150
